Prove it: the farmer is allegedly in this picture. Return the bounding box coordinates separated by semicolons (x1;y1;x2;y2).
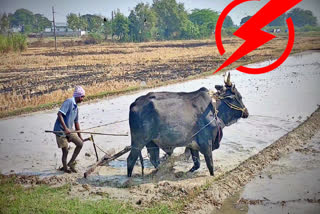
53;86;85;173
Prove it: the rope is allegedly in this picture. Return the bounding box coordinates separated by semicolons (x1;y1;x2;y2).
224;101;246;112
91;141;109;155
83;119;128;131
190;118;216;139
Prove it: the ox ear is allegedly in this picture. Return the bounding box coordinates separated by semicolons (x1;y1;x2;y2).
215;85;223;91
231;84;236;93
224;71;232;87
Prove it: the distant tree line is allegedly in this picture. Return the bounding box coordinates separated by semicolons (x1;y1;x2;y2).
240;8;318;28
65;0;236;42
0;0;319;42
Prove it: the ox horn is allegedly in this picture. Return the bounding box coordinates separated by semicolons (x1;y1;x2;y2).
224;71;232;86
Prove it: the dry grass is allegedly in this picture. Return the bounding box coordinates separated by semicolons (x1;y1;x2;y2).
1;34;320;118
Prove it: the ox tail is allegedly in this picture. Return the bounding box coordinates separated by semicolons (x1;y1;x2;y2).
129;103;141;131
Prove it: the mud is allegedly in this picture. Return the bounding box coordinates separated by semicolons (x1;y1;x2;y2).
1;51;320;209
182;107;320;213
238;132;320;214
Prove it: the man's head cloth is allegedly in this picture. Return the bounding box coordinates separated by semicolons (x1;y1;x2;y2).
73;86;85;98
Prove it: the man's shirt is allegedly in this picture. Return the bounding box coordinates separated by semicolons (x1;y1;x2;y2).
53;97;79;136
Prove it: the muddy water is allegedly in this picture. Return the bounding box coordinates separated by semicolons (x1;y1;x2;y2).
240;132;320;214
0;51;320;183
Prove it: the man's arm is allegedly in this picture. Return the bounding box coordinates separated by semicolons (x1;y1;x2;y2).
58;112;71;135
75;121;83;141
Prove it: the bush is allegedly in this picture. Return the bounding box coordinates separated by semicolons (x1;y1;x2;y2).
83;32;105;44
221;27;237;37
296;25;320;32
0;33;27;53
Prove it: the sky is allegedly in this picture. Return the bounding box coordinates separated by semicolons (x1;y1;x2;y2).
0;0;319;26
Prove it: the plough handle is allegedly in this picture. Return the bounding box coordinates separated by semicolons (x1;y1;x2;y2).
45;130;128;136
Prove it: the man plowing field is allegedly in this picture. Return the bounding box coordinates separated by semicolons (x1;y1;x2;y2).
53;86;86;173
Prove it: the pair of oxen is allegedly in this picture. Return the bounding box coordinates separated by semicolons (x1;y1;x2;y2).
127;72;249;177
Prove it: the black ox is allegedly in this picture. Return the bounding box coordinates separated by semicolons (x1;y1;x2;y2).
127;72;249;177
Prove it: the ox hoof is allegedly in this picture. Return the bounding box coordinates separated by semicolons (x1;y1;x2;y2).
189;166;199;173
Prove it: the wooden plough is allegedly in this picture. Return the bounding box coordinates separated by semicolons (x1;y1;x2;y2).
83;146;131;178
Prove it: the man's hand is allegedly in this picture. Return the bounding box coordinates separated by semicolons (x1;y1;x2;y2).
64;128;71;135
75;122;83;141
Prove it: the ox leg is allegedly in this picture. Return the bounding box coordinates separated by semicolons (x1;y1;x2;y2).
203;150;214;176
127;145;143;177
139;152;144;176
146;141;160;168
189;148;200;173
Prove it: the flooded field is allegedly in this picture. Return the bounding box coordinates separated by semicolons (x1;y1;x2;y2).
0;51;320;203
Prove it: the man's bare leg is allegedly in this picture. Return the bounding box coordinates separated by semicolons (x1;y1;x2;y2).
67;145;82;172
62;147;71;173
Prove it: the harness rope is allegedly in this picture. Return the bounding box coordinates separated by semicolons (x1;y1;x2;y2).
224;100;246;117
215;94;247;118
83;119;128;131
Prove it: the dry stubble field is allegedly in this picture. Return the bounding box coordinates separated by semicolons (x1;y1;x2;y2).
1;34;320;118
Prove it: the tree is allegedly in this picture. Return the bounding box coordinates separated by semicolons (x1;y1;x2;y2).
240;15;252;25
9;9;34;27
78;15;88;31
189;9;219;38
152;0;188;39
67;13;79;31
268;14;286;26
128;3;157;42
180;19;200;39
9;9;35;33
287;8;317;27
4;9;51;33
112;12;129;41
81;14;102;32
128;10;139;41
102;17;112;39
0;13;10;34
223;15;234;28
33;13;51;32
177;2;190;37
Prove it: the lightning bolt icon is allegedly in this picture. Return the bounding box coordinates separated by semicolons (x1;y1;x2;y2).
214;0;302;74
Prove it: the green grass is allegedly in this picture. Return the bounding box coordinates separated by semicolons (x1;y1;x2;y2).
0;33;27;53
0;175;175;214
